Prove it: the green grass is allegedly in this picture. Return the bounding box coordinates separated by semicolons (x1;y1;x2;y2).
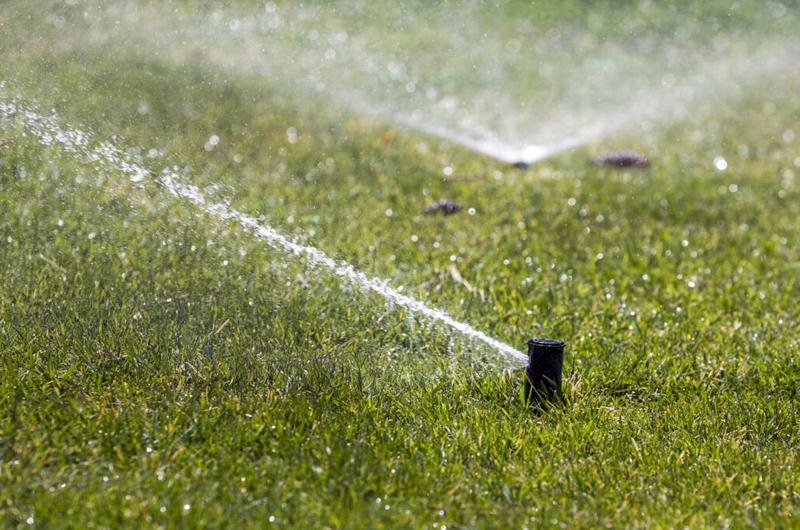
2;1;800;528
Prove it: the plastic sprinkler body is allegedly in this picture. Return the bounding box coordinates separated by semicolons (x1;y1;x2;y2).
524;338;565;406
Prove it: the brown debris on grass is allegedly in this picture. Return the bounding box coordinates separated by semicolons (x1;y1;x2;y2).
589;150;650;168
423;199;462;215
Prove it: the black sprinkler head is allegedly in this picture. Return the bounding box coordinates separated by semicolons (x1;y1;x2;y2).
524;338;565;406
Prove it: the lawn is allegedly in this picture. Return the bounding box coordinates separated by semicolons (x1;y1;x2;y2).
1;1;799;528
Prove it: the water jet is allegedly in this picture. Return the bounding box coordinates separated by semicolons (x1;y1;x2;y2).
0;97;528;369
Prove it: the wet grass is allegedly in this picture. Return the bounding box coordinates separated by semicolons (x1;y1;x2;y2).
2;1;800;528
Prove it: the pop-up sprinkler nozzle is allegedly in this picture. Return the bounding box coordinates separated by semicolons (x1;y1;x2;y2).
524;338;565;406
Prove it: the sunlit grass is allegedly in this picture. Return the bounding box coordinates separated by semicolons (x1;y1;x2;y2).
2;1;800;528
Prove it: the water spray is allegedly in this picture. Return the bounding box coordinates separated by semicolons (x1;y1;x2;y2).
15;1;800;173
0;97;528;369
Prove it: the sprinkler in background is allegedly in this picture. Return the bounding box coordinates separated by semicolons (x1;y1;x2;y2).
512;145;552;169
524;338;565;407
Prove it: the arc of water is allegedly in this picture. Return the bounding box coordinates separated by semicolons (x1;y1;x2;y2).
0;97;527;367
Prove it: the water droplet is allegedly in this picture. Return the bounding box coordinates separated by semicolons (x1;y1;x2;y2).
714;156;728;170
